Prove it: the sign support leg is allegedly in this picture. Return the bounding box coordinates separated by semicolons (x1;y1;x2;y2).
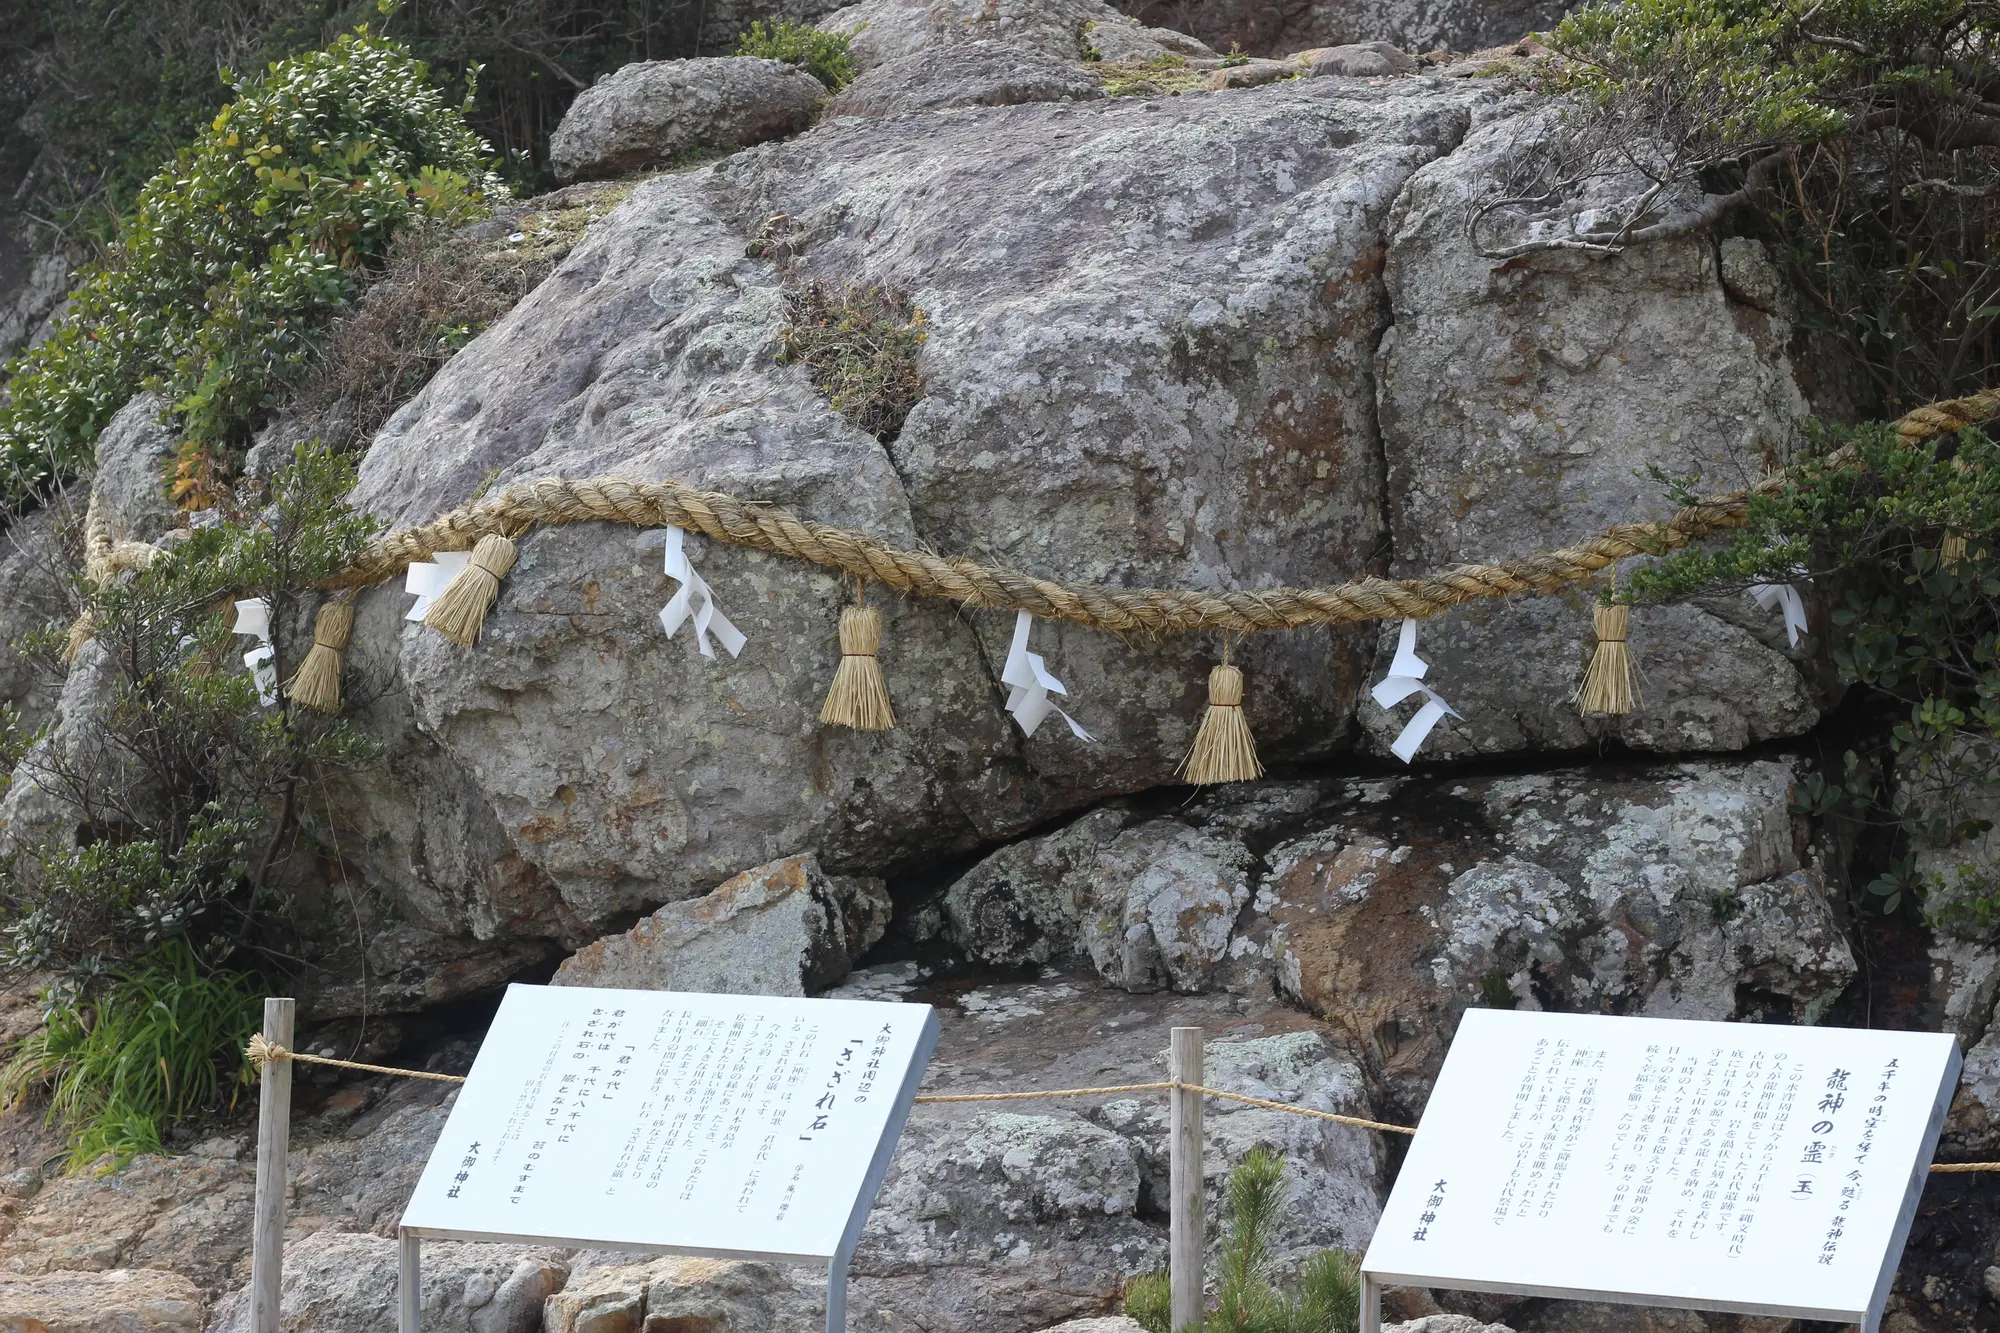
826;1255;849;1333
399;1230;422;1333
251;997;294;1333
1359;1274;1380;1333
1170;1026;1205;1333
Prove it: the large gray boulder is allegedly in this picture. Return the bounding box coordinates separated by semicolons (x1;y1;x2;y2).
824;39;1103;118
1364;105;1824;761
551;852;890;993
549;57;827;182
347;79;1492;926
941;812;1256;993
340;60;1818;940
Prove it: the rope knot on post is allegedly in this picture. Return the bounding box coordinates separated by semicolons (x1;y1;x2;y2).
246;1031;288;1070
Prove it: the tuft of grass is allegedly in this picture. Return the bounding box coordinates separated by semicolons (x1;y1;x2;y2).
779;281;927;443
0;942;263;1172
1127;1146;1362;1333
737;20;858;91
1096;54;1212;97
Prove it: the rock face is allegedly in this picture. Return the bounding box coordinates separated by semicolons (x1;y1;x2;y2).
0;506;69;738
349;77;1493;928
0;1268;204;1332
552;852;890;993
942;813;1257;993
1366;105;1824;761
549;58;827;183
543;1254;843;1333
206;1229;567;1333
1115;0;1566;60
332;41;1823;944
91;392;179;545
824;39;1102;118
1304;41;1420;76
1262;761;1854;1111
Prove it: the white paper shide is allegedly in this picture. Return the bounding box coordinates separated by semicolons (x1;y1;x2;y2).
231;597;278;706
405;551;472;621
1370;618;1459;762
1001;611;1091;741
653;526;745;660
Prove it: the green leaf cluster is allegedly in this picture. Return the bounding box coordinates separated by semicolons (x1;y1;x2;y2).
2;443;383;975
0;26;500;511
0;941;262;1171
1625;419;2000;918
1127;1148;1360;1333
736;19;858;92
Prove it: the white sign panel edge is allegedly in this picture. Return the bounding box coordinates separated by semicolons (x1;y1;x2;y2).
1360;1009;1961;1331
398;984;942;1268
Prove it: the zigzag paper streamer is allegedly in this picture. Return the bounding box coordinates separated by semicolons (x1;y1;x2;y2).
1001;611;1092;741
1370;618;1460;763
653;526;745;660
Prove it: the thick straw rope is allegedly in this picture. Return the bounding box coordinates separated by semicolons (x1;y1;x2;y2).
68;388;2000;643
241;1036;2000;1168
331;474;1770;633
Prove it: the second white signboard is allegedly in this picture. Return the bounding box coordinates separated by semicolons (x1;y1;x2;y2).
1363;1009;1960;1332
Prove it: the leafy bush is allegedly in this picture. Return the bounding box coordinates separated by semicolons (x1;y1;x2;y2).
1127;1148;1361;1333
778;282;927;442
0;25;500;512
1518;0;2000;411
736;19;857;92
1625;418;2000;919
0;943;262;1171
3;443;383;974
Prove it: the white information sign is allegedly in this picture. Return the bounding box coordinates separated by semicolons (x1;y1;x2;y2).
398;984;939;1333
1362;1010;1960;1333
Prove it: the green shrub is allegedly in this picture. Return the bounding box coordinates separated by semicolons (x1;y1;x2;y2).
0;24;500;512
0;942;263;1171
1625;418;2000;918
2;442;383;975
736;19;857;91
1126;1147;1361;1333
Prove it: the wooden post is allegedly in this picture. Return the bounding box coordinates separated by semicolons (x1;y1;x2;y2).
251;997;294;1333
399;1230;422;1333
1169;1026;1205;1333
1360;1273;1381;1333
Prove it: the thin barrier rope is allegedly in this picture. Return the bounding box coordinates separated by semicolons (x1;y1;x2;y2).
240;1036;2000;1168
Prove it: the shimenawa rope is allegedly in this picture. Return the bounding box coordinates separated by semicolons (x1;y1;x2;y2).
239;1035;1999;1167
65;387;2000;657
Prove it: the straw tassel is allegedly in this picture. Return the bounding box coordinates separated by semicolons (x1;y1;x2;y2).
1575;602;1640;716
286;599;356;714
821;604;895;730
1180;659;1263;785
423;534;517;646
1944;529;1970;566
